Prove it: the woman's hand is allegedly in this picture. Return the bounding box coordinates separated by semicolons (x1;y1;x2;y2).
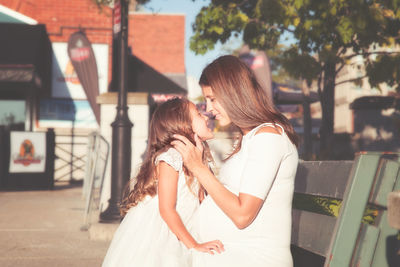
192;240;225;255
171;134;205;175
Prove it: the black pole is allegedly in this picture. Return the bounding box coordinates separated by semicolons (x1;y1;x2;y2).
100;0;133;222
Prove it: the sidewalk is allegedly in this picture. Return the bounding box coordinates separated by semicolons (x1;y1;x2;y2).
0;183;111;267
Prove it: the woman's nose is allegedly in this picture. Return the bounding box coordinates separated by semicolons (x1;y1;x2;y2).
206;103;212;113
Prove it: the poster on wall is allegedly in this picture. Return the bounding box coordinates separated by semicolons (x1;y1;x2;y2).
9;132;46;173
51;42;108;99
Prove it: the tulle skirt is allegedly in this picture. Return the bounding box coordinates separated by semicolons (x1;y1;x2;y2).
102;196;191;267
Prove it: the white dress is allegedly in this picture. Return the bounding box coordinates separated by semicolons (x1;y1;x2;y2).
102;148;199;267
192;123;299;267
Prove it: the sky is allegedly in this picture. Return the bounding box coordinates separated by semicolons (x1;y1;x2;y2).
142;0;241;80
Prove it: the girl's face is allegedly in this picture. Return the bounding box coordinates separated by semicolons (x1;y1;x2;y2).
202;86;231;126
189;102;214;141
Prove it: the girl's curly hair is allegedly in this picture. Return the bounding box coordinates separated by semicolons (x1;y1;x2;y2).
119;98;212;216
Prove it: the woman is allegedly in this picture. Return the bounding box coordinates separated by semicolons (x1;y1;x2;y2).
172;55;299;267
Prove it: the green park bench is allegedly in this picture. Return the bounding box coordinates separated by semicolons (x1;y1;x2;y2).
291;151;400;267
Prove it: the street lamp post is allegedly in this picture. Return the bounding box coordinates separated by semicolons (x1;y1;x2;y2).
100;0;133;222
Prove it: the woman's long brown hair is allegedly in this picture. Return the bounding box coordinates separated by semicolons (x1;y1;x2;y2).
119;98;211;216
199;55;299;156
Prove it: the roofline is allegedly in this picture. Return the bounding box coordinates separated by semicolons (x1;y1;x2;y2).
0;4;38;25
129;11;185;17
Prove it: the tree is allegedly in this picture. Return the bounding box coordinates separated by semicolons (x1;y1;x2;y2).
190;0;400;159
233;44;302;87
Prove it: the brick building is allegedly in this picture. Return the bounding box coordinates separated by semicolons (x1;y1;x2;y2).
0;0;187;130
0;1;187;184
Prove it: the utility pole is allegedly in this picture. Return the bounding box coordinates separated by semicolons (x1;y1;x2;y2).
100;0;133;222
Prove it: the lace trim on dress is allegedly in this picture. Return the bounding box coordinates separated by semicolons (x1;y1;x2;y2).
155;148;183;172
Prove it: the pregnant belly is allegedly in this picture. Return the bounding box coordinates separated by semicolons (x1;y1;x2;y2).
196;195;243;242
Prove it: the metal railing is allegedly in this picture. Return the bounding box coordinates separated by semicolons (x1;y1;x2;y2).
54;134;88;182
81;132;110;230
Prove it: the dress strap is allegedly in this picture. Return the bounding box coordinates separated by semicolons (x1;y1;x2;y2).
247;123;285;138
262;123;285;134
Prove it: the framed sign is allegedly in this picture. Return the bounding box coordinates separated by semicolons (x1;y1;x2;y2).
9;131;46;173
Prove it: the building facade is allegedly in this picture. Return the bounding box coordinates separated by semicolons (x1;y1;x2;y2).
0;0;187;182
0;0;186;130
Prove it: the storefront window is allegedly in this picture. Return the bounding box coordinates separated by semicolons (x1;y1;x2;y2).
0;100;25;130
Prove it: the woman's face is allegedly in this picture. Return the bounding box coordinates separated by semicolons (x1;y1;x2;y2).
202;86;231;127
189;102;214;141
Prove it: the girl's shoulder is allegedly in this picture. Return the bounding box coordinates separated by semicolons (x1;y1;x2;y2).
155;147;182;172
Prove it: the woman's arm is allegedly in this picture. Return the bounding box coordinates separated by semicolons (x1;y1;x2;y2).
192;165;263;229
157;162;224;253
172;128;282;229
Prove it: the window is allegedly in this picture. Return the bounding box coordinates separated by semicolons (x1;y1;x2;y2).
0;100;26;130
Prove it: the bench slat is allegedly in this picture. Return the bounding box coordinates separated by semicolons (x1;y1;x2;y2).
295;161;353;199
370;159;400;207
327;154;381;267
351;223;380;266
291;209;336;257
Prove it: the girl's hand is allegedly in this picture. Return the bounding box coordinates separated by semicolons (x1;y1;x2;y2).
192;240;225;254
171;134;205;174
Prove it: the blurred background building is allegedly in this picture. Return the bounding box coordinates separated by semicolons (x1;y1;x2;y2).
310;48;400;158
0;0;188;185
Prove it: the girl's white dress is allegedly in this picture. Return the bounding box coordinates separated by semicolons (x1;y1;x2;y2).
102;148;199;267
192;123;299;267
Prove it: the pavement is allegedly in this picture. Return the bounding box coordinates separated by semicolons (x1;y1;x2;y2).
0;182;113;267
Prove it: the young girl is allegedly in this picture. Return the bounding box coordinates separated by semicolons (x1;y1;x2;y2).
102;98;224;267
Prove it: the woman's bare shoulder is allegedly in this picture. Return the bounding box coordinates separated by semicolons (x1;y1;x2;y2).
254;125;282;136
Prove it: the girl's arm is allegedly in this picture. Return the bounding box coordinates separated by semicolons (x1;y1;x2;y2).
157;162;224;254
172;130;279;230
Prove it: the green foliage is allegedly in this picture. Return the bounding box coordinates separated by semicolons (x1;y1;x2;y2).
281;46;321;85
190;3;248;54
293;193;379;225
367;54;400;91
190;0;400;157
267;44;303;86
292;193;339;216
190;0;400;89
